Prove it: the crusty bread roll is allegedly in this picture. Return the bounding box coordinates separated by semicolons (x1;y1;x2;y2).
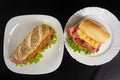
11;24;52;64
78;19;110;44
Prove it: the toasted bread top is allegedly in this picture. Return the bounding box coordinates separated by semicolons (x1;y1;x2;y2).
77;19;110;44
12;24;50;61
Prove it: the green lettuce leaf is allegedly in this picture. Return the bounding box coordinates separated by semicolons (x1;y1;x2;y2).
67;33;93;55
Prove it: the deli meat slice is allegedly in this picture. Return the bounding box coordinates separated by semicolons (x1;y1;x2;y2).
67;25;100;52
67;25;79;39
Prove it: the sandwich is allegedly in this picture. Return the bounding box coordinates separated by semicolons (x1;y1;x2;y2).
10;24;57;64
67;19;110;54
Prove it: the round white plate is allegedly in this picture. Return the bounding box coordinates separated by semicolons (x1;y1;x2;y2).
4;15;64;74
64;7;120;66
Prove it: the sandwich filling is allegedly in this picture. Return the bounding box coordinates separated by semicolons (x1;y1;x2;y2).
67;19;110;54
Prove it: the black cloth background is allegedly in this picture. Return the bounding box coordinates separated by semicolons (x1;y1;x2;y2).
0;0;120;80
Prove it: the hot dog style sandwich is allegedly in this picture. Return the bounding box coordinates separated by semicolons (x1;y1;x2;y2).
10;24;57;64
67;19;110;54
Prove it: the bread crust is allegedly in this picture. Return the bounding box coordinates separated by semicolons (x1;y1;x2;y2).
78;19;110;44
11;24;50;62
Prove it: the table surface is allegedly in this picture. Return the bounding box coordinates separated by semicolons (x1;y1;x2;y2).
0;0;120;80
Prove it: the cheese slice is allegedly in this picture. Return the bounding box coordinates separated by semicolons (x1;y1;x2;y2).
77;29;99;48
25;30;52;62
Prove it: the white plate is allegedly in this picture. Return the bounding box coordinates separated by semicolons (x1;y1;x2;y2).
64;7;120;66
4;15;64;74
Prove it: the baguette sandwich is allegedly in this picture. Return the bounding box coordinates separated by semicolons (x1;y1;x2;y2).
10;24;56;64
67;19;110;53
